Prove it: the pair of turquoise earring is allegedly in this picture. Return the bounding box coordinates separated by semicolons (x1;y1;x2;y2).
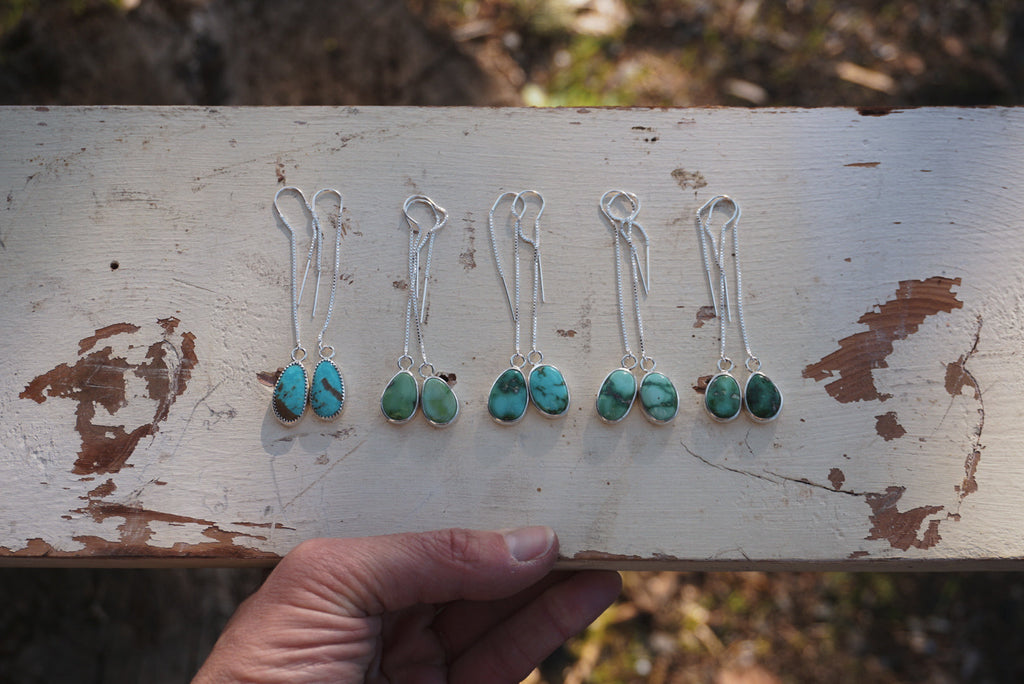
271;187;346;425
698;195;782;423
594;190;679;425
380;195;460;428
485;191;571;424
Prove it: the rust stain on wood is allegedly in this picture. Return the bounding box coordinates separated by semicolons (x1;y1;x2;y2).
845;161;881;168
875;411;907;441
864;486;943;551
573;550;644;562
802;276;963;403
19;319;198;475
694;374;712;393
556;329;577;338
693;305;716;328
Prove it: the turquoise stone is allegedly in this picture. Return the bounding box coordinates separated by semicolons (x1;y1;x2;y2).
272;362;308;425
381;370;418;424
704;372;741;421
488;367;529;424
596;368;636;423
310;360;345;420
421;376;459;427
744;372;782;422
639;371;678;424
529;364;569;418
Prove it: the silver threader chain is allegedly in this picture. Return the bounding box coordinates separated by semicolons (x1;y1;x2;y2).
488;192;525;366
697;195;759;373
310;189;343;360
401;195;448;377
600;190;653;371
273;186;312;364
511;190;546;365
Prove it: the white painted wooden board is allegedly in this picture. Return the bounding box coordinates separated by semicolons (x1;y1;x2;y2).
1;106;1022;568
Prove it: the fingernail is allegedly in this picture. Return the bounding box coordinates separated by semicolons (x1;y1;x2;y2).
503;526;556;562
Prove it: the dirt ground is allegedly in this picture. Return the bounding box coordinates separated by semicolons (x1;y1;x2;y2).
2;1;1024;682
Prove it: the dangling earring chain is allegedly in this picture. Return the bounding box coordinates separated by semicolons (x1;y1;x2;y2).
403;194;445;377
512;190;546;364
602;190;651;372
307;189;343;360
274;186;310;366
698;195;759;374
488;192;525;367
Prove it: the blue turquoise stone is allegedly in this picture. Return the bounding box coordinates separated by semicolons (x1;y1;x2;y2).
272;362;308;425
639;371;678;424
310;359;345;420
381;371;418;424
529;364;569;418
596;368;636;423
421;376;458;427
744;372;782;422
488;367;529;424
704;372;741;421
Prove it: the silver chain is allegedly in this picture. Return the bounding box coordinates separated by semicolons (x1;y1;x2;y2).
511;190;546;364
697;195;757;372
401;195;447;377
488;192;525;366
273;186;311;363
601;190;652;371
311;189;343;359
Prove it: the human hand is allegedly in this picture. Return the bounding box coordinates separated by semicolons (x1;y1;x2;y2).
193;526;621;683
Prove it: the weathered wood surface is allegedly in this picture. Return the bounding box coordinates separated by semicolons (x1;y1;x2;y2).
1;106;1021;569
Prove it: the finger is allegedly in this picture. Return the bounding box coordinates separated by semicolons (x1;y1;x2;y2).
450;570;622;684
261;526;559;617
432;571;576;659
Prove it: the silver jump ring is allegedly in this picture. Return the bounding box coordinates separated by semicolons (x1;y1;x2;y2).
640;356;656;372
527;349;544;365
397;354;414;371
419;361;436;378
510;352;527;369
291;346;307;363
620;353;638;370
319;345;335;360
717;357;734;373
745;356;761;373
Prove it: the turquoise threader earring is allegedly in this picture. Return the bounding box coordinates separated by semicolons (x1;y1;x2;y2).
696;195;782;423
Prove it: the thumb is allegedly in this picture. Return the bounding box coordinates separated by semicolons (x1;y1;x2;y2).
262;526;559;616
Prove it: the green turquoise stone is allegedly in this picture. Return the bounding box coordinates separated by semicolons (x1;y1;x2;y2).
488;368;529;424
272;362;308;425
421;376;459;427
745;372;782;422
704;373;741;421
596;368;636;423
529;364;569;417
639;371;678;424
310;360;345;420
381;371;418;424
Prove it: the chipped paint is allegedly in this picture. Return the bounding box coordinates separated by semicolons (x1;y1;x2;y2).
828;468;845;490
671;168;707;191
864;486;943;551
20;319;198;475
693;304;716;328
802;277;963;403
458;212;476;270
875;411;907;441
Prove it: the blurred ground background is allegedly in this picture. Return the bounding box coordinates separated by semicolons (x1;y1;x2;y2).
2;0;1024;682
